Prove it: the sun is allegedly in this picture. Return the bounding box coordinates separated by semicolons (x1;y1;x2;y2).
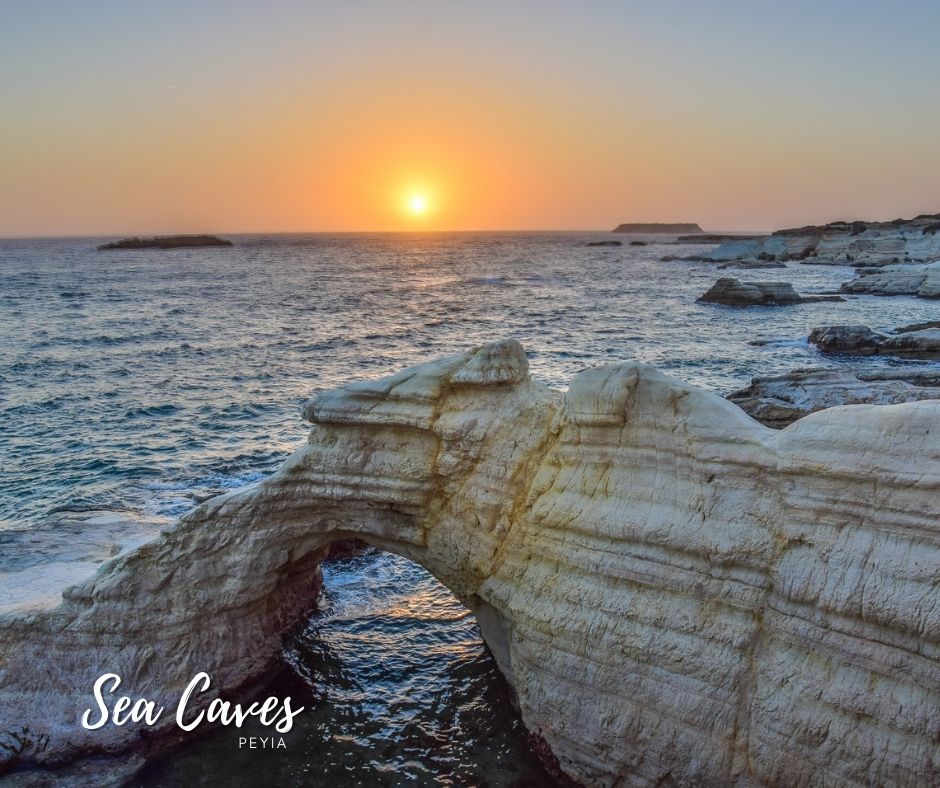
408;194;429;215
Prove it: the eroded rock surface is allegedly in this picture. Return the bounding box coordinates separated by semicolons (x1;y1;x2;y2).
2;340;940;786
809;324;940;358
728;366;940;427
840;260;940;298
697;278;842;306
700;214;940;266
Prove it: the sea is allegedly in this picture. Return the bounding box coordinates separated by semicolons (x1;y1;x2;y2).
1;232;938;786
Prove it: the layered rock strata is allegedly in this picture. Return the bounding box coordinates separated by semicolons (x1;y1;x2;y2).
699;214;940;266
728;366;940;427
698;278;842;306
840;261;940;298
809;324;940;358
2;340;940;786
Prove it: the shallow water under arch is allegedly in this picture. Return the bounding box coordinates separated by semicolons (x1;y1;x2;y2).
135;549;551;786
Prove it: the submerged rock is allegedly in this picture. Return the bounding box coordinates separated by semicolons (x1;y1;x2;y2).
97;235;233;250
839;260;940;298
727;366;940;427
697;277;842;306
809;324;940;358
586;240;622;246
3;341;940;786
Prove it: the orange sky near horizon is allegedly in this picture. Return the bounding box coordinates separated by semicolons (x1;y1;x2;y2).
2;2;940;237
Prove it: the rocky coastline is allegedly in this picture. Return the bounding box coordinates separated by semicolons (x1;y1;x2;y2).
840;261;940;298
693;214;940;267
727;366;940;427
2;340;940;786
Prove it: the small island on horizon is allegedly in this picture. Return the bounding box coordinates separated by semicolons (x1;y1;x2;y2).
98;234;233;250
612;222;703;234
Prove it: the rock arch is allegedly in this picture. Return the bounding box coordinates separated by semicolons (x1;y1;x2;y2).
2;339;939;785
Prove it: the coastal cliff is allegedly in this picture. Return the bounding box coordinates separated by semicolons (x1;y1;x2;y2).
698;214;940;266
2;340;939;786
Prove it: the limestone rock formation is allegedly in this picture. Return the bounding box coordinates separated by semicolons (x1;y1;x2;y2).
699;214;940;266
840;261;940;298
697;278;842;306
2;340;940;786
728;366;940;427
809;324;940;358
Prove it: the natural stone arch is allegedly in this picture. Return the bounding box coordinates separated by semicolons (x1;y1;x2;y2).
2;339;940;786
0;340;555;773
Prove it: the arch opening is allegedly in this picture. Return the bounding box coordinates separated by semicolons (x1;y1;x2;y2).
136;546;550;785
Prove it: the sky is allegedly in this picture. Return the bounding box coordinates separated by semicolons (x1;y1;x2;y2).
2;0;939;236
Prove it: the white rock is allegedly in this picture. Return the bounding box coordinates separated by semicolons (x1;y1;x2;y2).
704;215;940;266
840;260;940;298
2;340;940;786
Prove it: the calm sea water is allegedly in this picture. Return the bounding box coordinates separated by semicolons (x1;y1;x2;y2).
2;232;938;784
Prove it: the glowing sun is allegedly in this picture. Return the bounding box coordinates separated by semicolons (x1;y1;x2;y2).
408;194;429;215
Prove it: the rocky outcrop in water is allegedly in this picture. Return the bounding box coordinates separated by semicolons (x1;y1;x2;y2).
678;233;763;244
727;366;940;427
2;340;940;786
612;222;703;233
697;278;842;306
839;260;940;298
97;235;233;250
699;214;940;266
716;259;786;270
809;324;940;358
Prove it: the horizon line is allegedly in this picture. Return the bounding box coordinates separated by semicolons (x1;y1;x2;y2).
0;227;771;242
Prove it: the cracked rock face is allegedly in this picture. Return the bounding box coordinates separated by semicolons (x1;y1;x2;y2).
809;324;940;358
727;366;940;427
840;261;940;298
2;340;940;786
701;214;940;266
